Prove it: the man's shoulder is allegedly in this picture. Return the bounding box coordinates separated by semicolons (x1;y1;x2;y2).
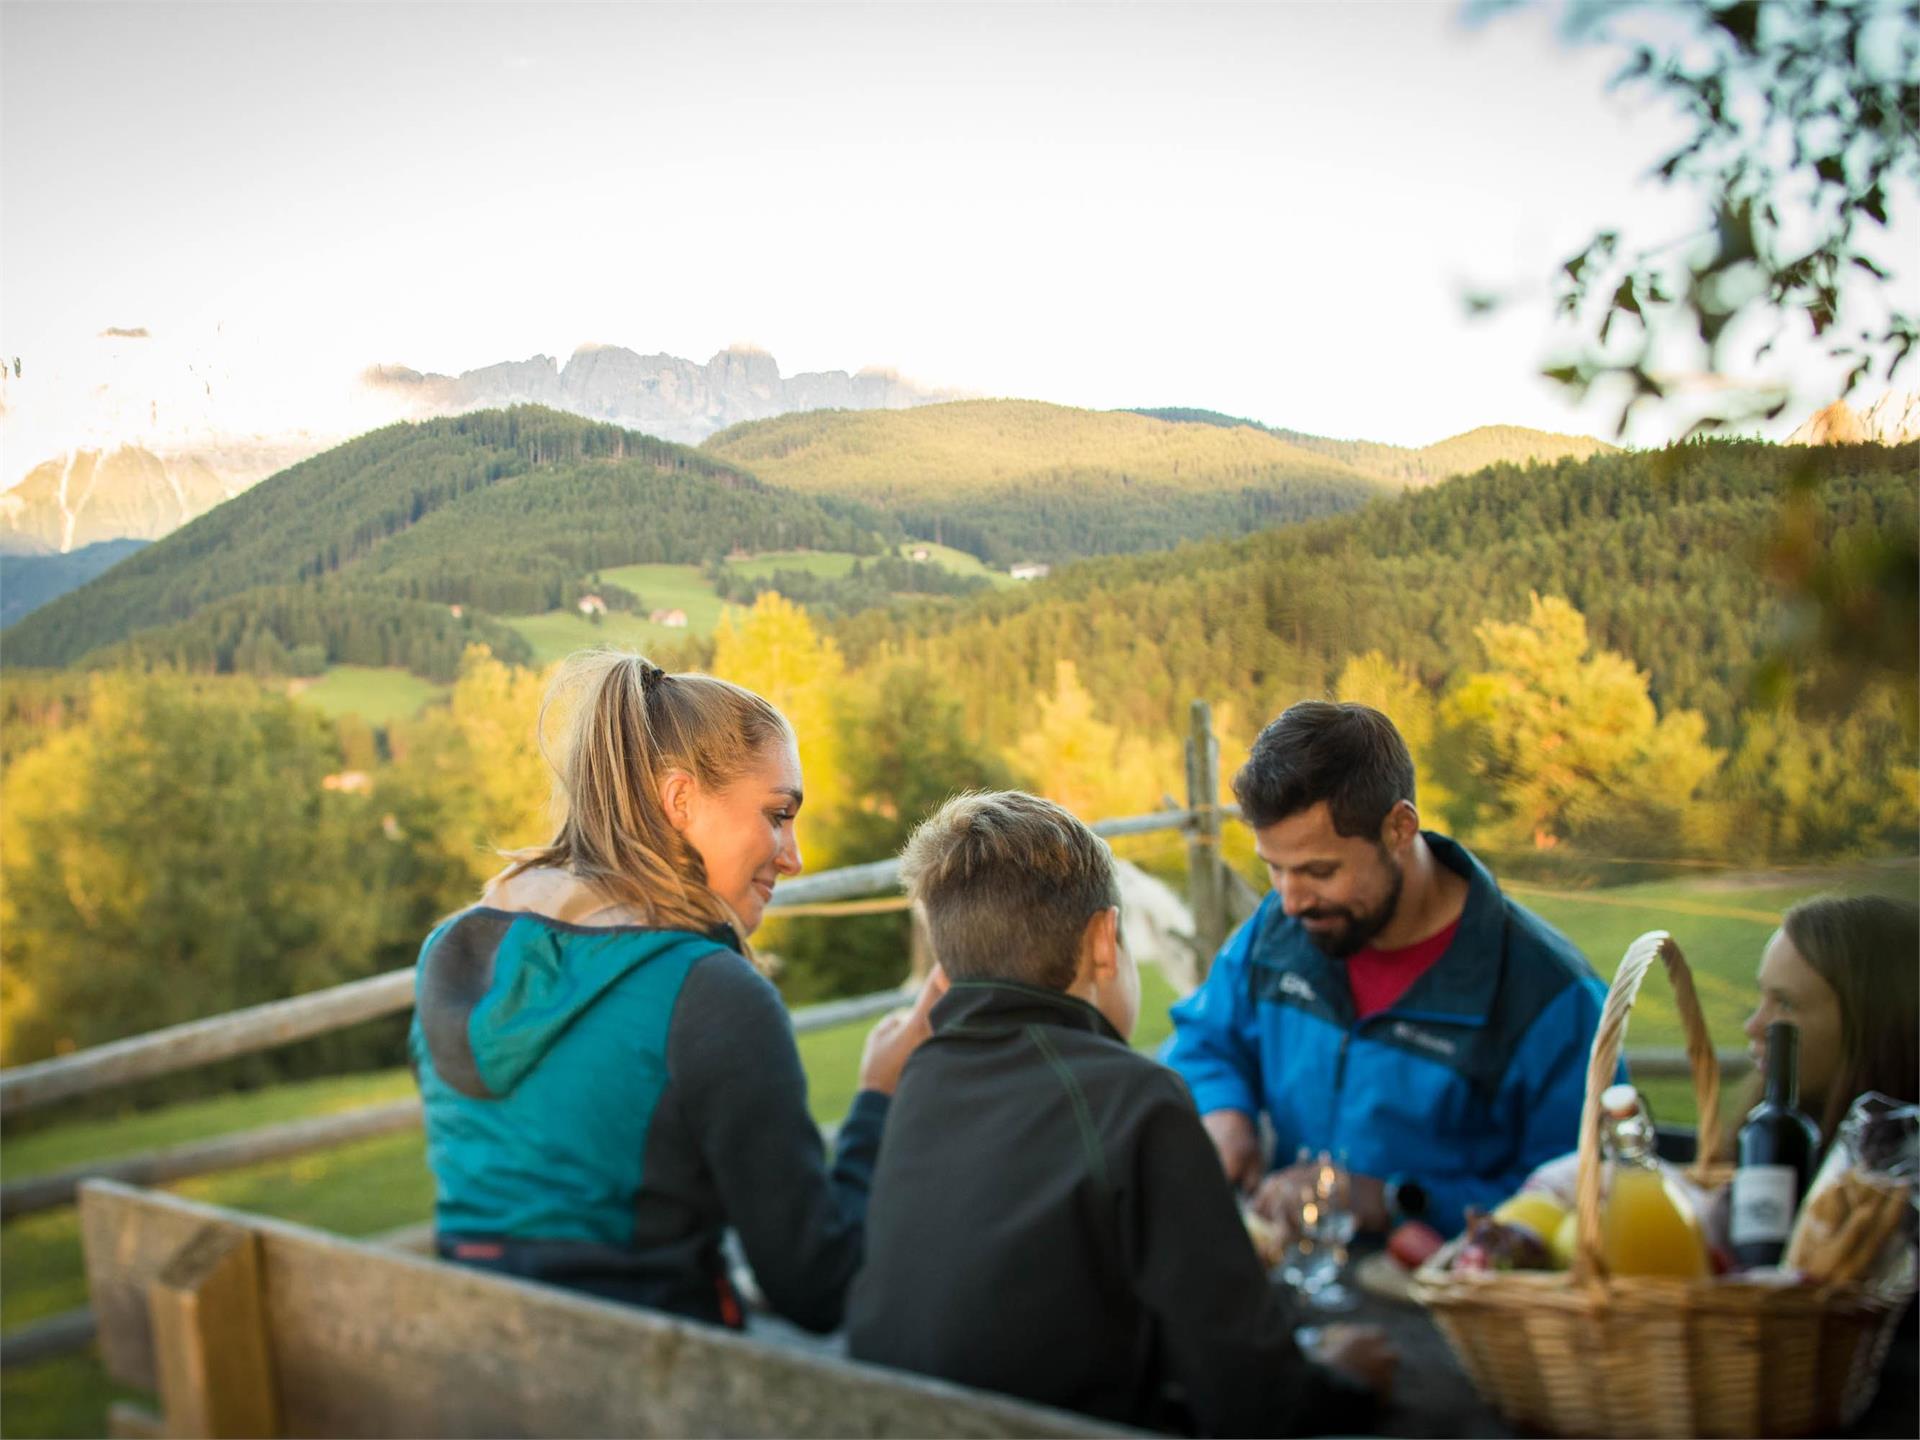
1497;890;1600;987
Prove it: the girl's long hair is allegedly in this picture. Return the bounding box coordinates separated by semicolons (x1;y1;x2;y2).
1780;894;1920;1144
502;650;791;944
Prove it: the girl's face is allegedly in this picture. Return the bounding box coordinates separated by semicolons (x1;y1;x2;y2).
675;734;804;936
1744;928;1845;1112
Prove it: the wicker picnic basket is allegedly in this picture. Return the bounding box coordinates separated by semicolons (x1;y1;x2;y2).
1409;930;1910;1439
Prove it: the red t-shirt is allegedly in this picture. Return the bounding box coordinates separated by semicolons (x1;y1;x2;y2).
1346;916;1460;1020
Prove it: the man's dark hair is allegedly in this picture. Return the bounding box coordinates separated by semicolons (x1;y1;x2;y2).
1232;701;1415;836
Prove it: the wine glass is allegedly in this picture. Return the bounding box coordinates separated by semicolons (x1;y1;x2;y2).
1282;1149;1359;1313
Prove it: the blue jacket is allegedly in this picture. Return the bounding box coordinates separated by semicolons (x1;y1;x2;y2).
1165;834;1608;1236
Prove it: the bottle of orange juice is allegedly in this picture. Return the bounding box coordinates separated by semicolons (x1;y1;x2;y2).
1599;1083;1709;1279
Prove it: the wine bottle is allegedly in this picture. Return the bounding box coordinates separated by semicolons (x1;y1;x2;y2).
1730;1021;1823;1268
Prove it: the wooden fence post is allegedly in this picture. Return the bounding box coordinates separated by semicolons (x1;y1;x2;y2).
146;1225;279;1439
907;900;935;983
1185;699;1230;977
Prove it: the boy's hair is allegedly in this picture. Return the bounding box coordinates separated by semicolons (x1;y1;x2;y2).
1233;700;1414;837
899;791;1119;991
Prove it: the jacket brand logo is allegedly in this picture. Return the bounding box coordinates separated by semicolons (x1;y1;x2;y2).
1279;973;1318;1005
1391;1022;1457;1058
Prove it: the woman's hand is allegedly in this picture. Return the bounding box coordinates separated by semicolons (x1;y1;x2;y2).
856;965;950;1095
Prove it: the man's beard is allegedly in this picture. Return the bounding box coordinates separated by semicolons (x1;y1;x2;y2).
1299;853;1404;959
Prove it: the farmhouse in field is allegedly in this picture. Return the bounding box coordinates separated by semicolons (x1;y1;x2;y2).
1010;562;1050;581
577;594;608;616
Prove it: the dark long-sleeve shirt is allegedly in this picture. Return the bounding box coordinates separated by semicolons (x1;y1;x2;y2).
413;902;885;1332
847;980;1370;1436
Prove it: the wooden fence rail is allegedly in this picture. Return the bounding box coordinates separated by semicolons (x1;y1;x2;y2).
0;1101;426;1222
0;813;1198;1119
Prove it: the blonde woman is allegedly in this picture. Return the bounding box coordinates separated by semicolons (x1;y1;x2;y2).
411;652;942;1333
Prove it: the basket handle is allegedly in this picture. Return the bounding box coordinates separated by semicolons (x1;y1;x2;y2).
1571;930;1724;1282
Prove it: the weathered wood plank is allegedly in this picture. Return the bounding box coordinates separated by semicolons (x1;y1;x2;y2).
81;1181;1123;1439
0;969;417;1116
368;1220;436;1255
1185;700;1229;972
147;1225;279;1438
791;986;915;1035
2;807;1205;1117
2;1101;423;1221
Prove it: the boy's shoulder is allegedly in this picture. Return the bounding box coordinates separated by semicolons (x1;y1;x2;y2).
1045;1027;1201;1118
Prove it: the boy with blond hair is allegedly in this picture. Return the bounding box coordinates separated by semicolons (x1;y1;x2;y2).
847;791;1391;1436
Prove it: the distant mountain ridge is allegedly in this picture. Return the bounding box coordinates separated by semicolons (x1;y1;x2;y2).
703;399;1390;563
2;408;882;677
0;539;150;627
1125;407;1616;487
1;343;956;553
363;343;959;446
1;440;318;554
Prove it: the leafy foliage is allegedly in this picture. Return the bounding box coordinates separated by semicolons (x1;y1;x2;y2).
1503;0;1920;434
0;674;454;1086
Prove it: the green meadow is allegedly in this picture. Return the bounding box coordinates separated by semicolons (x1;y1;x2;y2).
499;543;1004;670
292;666;449;726
895;540;1019;586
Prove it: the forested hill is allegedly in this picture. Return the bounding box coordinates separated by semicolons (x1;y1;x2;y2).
2;408;883;676
701;399;1387;564
832;440;1918;751
1127;408;1615;488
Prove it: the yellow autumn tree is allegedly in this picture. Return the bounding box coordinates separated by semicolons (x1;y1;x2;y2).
385;645;553;886
1334;651;1456;824
710;593;850;867
1012;661;1180;824
1442;594;1721;854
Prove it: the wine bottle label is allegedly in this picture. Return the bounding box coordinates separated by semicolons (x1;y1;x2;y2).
1731;1165;1797;1245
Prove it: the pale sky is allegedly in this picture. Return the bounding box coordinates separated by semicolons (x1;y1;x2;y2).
3;0;1915;474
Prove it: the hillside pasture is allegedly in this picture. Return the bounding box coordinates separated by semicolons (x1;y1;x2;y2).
897;540;1018;586
500;608;699;668
291;666;448;725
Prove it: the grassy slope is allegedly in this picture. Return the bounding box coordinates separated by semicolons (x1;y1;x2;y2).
292;666;448;725
704;399;1386;505
503;545;998;667
896;540;1018;586
6;865;1913;1435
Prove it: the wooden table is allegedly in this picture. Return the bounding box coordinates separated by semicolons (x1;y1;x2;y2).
753;1263;1916;1437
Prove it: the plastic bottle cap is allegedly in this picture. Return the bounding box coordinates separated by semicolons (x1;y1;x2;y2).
1600;1083;1641;1117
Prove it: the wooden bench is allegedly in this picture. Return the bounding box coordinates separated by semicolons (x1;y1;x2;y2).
79;1180;1125;1439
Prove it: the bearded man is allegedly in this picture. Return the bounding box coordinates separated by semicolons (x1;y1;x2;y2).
1165;701;1609;1240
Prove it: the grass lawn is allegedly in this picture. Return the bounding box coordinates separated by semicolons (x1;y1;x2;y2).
500;608;704;668
4;864;1911;1435
727;550;863;582
291;666;448;725
509;546;1004;668
595;563;730;632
